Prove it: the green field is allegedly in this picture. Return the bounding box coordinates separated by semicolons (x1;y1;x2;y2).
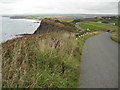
79;21;118;31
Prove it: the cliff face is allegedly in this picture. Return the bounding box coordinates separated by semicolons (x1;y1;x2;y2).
34;19;73;34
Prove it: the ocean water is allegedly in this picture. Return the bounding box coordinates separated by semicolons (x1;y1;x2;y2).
0;17;40;43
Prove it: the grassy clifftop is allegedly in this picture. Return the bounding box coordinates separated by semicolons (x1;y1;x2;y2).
2;19;80;88
2;18;99;88
34;19;76;34
2;31;81;88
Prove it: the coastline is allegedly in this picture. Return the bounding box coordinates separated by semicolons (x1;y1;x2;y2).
1;17;41;43
10;16;41;22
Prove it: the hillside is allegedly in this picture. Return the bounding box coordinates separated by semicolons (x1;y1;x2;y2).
34;18;75;34
2;18;99;88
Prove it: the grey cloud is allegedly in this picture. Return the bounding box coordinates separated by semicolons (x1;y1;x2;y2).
0;0;118;14
0;0;23;4
82;2;118;13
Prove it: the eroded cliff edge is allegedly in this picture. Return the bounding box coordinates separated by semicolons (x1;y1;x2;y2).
34;19;75;34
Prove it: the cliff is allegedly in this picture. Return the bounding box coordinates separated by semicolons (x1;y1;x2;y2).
34;19;74;34
2;17;101;88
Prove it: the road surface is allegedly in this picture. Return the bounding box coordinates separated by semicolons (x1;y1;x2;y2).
75;22;84;31
79;32;118;88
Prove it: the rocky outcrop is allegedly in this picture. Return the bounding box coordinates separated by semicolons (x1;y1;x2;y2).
34;19;73;34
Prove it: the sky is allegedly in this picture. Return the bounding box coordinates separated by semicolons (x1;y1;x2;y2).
0;0;119;15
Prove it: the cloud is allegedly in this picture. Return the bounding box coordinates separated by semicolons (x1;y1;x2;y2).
82;2;118;14
0;0;23;4
0;0;119;15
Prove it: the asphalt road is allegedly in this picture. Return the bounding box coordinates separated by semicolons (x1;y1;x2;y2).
75;22;84;31
79;32;118;88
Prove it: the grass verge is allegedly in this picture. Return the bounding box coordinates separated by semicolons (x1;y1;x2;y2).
111;32;120;43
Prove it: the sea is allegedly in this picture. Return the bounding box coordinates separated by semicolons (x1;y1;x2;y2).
0;16;40;43
0;14;116;43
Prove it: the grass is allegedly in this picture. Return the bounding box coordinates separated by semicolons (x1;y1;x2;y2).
55;19;74;23
48;18;74;26
2;31;79;88
111;31;120;43
2;30;99;88
41;18;77;33
2;16;118;88
79;21;118;31
45;18;74;23
50;18;77;32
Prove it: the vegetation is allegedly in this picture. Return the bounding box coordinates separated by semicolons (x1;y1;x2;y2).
111;31;120;43
3;15;119;89
34;19;77;34
72;19;84;24
74;16;119;43
79;21;118;31
52;18;78;32
55;19;74;23
4;16;116;88
2;28;99;88
2;31;78;88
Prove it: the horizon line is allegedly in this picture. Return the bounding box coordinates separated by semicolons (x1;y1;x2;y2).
1;13;118;16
